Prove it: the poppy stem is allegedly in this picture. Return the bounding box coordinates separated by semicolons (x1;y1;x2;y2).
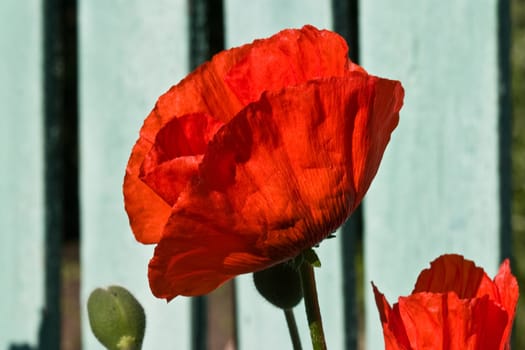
300;261;327;350
284;308;302;350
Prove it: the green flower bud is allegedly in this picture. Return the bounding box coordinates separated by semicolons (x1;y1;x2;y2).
87;286;146;350
253;261;303;309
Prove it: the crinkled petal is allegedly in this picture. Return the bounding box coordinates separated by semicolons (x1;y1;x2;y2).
123;135;172;244
149;74;403;298
124;25;364;244
469;296;509;350
139;113;224;205
375;255;518;350
374;285;509;350
148;217;272;298
373;283;412;350
493;259;519;350
397;293;507;350
224;25;362;105
142;113;224;168
138;155;203;207
412;254;498;300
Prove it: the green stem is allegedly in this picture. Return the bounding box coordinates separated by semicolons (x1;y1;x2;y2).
300;262;327;350
284;308;302;350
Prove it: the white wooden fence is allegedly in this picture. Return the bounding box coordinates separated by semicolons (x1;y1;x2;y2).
1;0;511;349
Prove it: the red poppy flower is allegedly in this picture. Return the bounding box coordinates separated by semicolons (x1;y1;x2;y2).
373;254;519;350
123;25;404;300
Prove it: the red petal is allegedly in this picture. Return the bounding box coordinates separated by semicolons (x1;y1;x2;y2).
493;259;519;349
224;25;358;105
413;254;498;300
350;76;403;202
375;256;518;350
124;134;172;244
148;213;273;298
469;296;509;350
412;253;519;347
149;74;403;298
374;286;509;350
396;293;507;350
373;283;411;350
139;113;224;205
138;155;203;206
124;25;360;244
123;41;246;243
143;113;224;165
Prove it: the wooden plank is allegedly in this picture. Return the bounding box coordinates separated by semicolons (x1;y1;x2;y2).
79;1;192;348
223;2;350;349
359;1;507;349
0;0;45;348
